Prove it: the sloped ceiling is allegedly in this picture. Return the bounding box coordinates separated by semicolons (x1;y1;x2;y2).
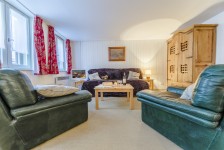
18;0;224;41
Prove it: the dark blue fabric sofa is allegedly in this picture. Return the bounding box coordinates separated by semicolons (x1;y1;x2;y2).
81;68;149;97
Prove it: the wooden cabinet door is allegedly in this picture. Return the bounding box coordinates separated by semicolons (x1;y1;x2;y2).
167;41;175;61
173;34;180;55
167;61;172;80
168;53;178;82
180;31;193;57
183;58;193;83
167;37;178;83
178;31;193;84
194;27;216;65
177;49;184;83
167;41;172;61
185;30;193;58
168;61;176;81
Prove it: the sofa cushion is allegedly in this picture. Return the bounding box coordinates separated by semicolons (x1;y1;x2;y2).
11;90;92;118
88;68;143;80
106;70;122;79
122;68;143;79
35;85;79;97
89;72;101;80
192;65;224;113
180;83;195;100
0;69;37;109
101;75;109;80
128;71;140;79
137;90;222;125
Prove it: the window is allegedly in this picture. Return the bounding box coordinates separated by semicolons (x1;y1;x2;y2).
0;1;5;67
56;36;66;71
0;1;31;69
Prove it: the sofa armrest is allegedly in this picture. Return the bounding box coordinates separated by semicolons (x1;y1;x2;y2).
167;86;186;95
11;90;92;118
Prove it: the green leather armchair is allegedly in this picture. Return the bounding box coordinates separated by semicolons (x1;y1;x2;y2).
0;69;92;150
137;65;224;150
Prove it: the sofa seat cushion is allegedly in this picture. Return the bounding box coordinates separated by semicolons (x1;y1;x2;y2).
11;90;92;118
137;90;222;128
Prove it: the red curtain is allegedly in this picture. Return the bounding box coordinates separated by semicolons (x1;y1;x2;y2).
47;26;59;74
66;39;72;74
34;16;48;75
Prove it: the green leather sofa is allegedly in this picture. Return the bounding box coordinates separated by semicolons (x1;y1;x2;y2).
0;69;92;150
137;65;224;150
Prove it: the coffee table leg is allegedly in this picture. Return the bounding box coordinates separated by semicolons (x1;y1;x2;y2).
95;90;99;110
127;92;130;101
101;92;104;101
130;90;134;110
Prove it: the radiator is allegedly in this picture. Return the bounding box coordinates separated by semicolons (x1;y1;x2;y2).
55;76;70;86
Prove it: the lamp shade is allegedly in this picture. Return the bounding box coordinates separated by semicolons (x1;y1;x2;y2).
145;69;151;75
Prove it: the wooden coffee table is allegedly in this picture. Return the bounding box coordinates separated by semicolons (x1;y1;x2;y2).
94;84;134;110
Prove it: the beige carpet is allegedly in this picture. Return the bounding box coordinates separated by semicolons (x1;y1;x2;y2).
33;97;182;150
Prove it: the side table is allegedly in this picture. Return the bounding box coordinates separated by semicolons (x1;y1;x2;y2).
72;80;85;89
147;79;154;90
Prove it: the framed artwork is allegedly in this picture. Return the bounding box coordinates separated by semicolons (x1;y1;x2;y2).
71;70;86;79
108;47;125;61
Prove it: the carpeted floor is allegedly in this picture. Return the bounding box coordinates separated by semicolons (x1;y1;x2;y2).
33;97;182;150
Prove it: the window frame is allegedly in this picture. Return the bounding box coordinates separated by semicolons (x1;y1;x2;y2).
55;35;66;72
1;0;32;70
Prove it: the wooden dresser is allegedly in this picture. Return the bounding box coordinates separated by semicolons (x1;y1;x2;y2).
167;24;217;87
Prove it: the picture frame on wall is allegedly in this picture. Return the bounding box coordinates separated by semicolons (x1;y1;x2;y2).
71;70;86;79
108;47;125;61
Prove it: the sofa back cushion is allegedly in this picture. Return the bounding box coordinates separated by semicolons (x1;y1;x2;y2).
0;69;37;109
88;68;143;80
106;70;122;79
122;68;143;79
88;68;115;79
192;65;224;113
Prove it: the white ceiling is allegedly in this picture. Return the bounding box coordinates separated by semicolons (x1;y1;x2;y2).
18;0;224;41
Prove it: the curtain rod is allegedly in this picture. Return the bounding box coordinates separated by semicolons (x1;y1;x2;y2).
16;0;67;40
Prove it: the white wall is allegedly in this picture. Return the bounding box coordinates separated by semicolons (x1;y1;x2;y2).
74;40;167;89
203;11;224;64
